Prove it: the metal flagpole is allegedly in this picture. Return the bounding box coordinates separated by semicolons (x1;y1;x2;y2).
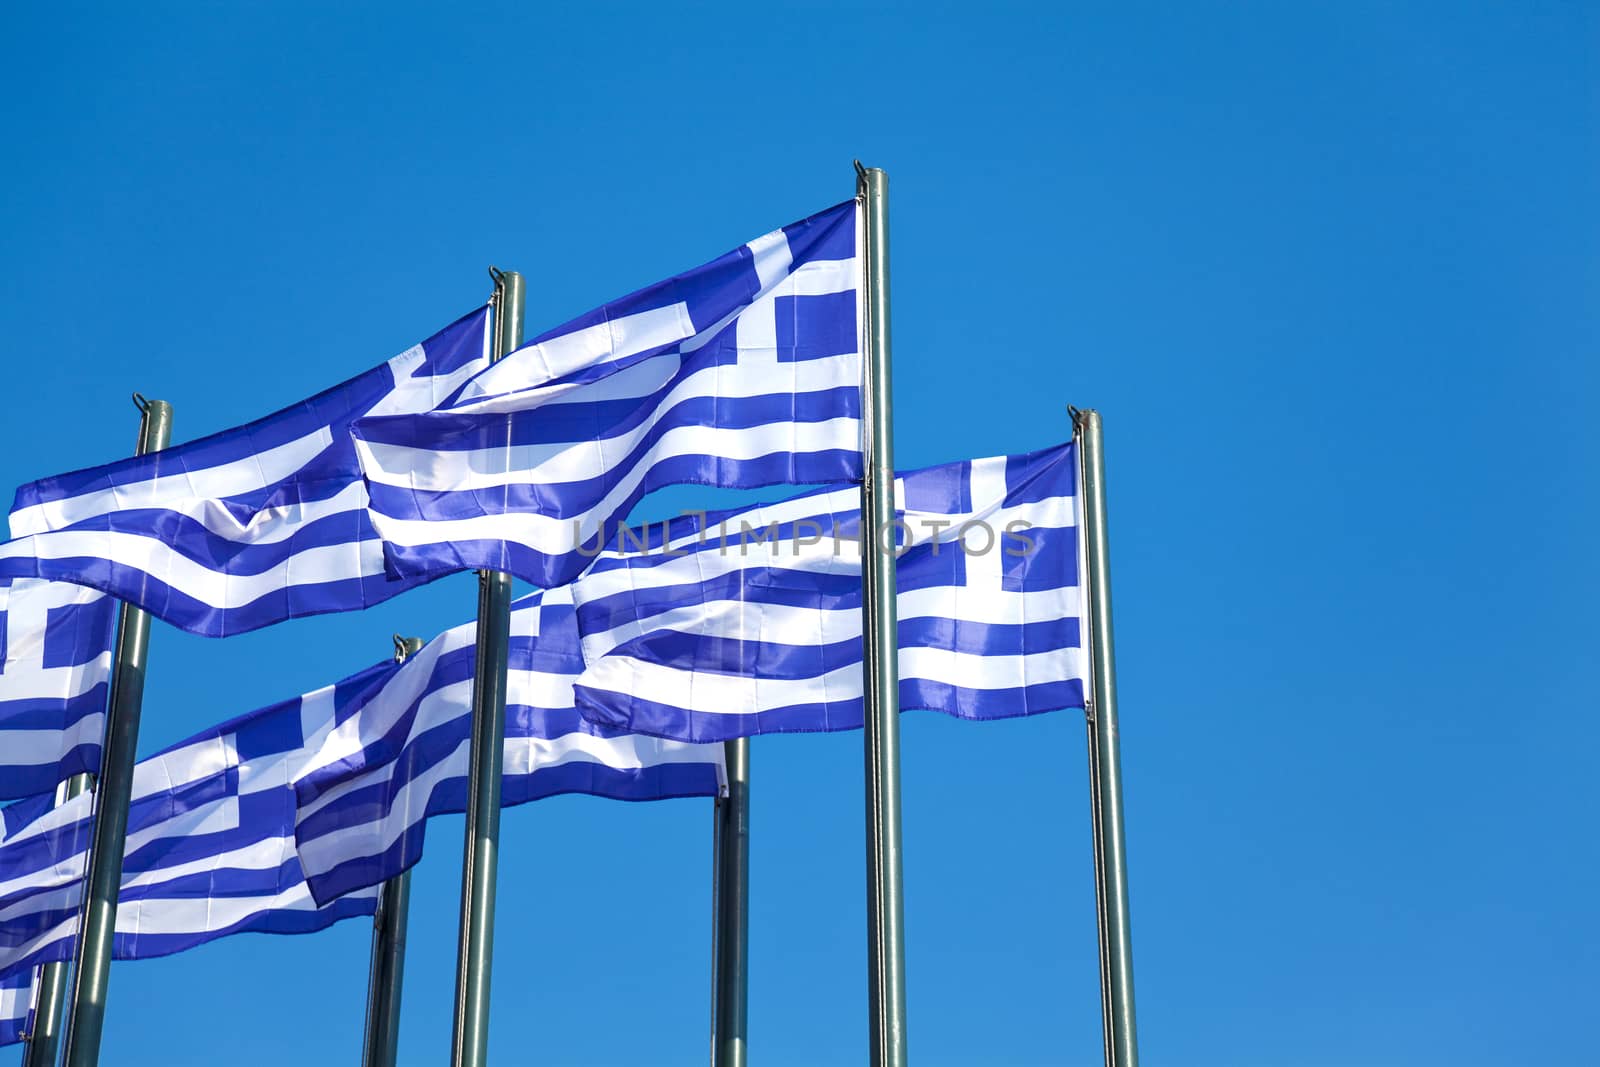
712;739;750;1067
22;772;90;1067
855;161;908;1067
61;395;173;1067
363;869;413;1067
707;790;724;1066
1084;711;1116;1067
1073;408;1141;1067
450;269;523;1067
361;636;424;1067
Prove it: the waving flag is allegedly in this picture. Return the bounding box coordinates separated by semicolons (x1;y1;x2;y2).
353;200;863;590
571;444;1087;742
293;586;724;905
0;307;491;637
0;967;32;1047
0;578;116;799
0;666;391;979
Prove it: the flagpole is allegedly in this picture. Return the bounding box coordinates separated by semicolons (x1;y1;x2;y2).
708;789;723;1066
1085;708;1116;1067
712;739;750;1067
1073;408;1141;1067
362;872;413;1067
855;161;908;1067
361;637;424;1067
61;396;173;1067
21;772;90;1067
450;269;523;1067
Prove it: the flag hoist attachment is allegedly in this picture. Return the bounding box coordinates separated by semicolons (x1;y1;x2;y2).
451;268;524;1067
61;396;174;1067
856;161;908;1067
1072;407;1141;1067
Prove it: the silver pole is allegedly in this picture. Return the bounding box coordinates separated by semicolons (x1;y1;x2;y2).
1085;720;1115;1067
450;271;523;1067
362;871;413;1067
62;397;173;1067
712;739;750;1067
362;636;423;1067
856;162;908;1067
708;792;723;1067
22;773;90;1067
1075;408;1140;1067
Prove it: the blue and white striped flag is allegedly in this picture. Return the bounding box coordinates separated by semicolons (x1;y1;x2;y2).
0;308;491;637
0;667;389;979
293;586;725;905
0;966;33;1047
570;444;1087;742
351;200;863;590
0;578;117;799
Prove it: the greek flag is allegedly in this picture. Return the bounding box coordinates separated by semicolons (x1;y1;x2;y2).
0;668;388;979
571;444;1087;742
294;586;725;905
0;307;491;638
0;578;117;799
352;200;863;590
0;966;32;1047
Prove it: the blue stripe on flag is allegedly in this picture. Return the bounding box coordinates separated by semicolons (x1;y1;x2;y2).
567;443;1088;743
0;307;491;638
291;587;724;905
0;579;116;799
0;662;396;979
352;200;864;590
0;966;32;1047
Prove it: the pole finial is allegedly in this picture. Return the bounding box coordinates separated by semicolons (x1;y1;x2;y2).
487;267;505;311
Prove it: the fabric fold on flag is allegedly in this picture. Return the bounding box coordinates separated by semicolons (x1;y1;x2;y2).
0;966;32;1047
352;200;863;590
0;578;117;799
0;665;392;980
0;307;491;637
570;443;1087;743
293;586;725;906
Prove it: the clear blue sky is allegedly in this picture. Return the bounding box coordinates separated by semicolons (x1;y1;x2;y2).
3;3;1595;1064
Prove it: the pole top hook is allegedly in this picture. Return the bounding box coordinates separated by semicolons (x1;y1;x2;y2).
487;265;504;285
131;392;149;413
393;634;424;663
853;159;868;179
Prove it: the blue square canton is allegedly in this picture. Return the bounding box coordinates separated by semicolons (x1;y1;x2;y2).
775;290;857;363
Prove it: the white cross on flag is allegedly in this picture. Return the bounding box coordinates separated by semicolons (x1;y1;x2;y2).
0;577;117;799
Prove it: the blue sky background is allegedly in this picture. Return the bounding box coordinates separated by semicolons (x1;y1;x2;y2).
2;3;1596;1064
